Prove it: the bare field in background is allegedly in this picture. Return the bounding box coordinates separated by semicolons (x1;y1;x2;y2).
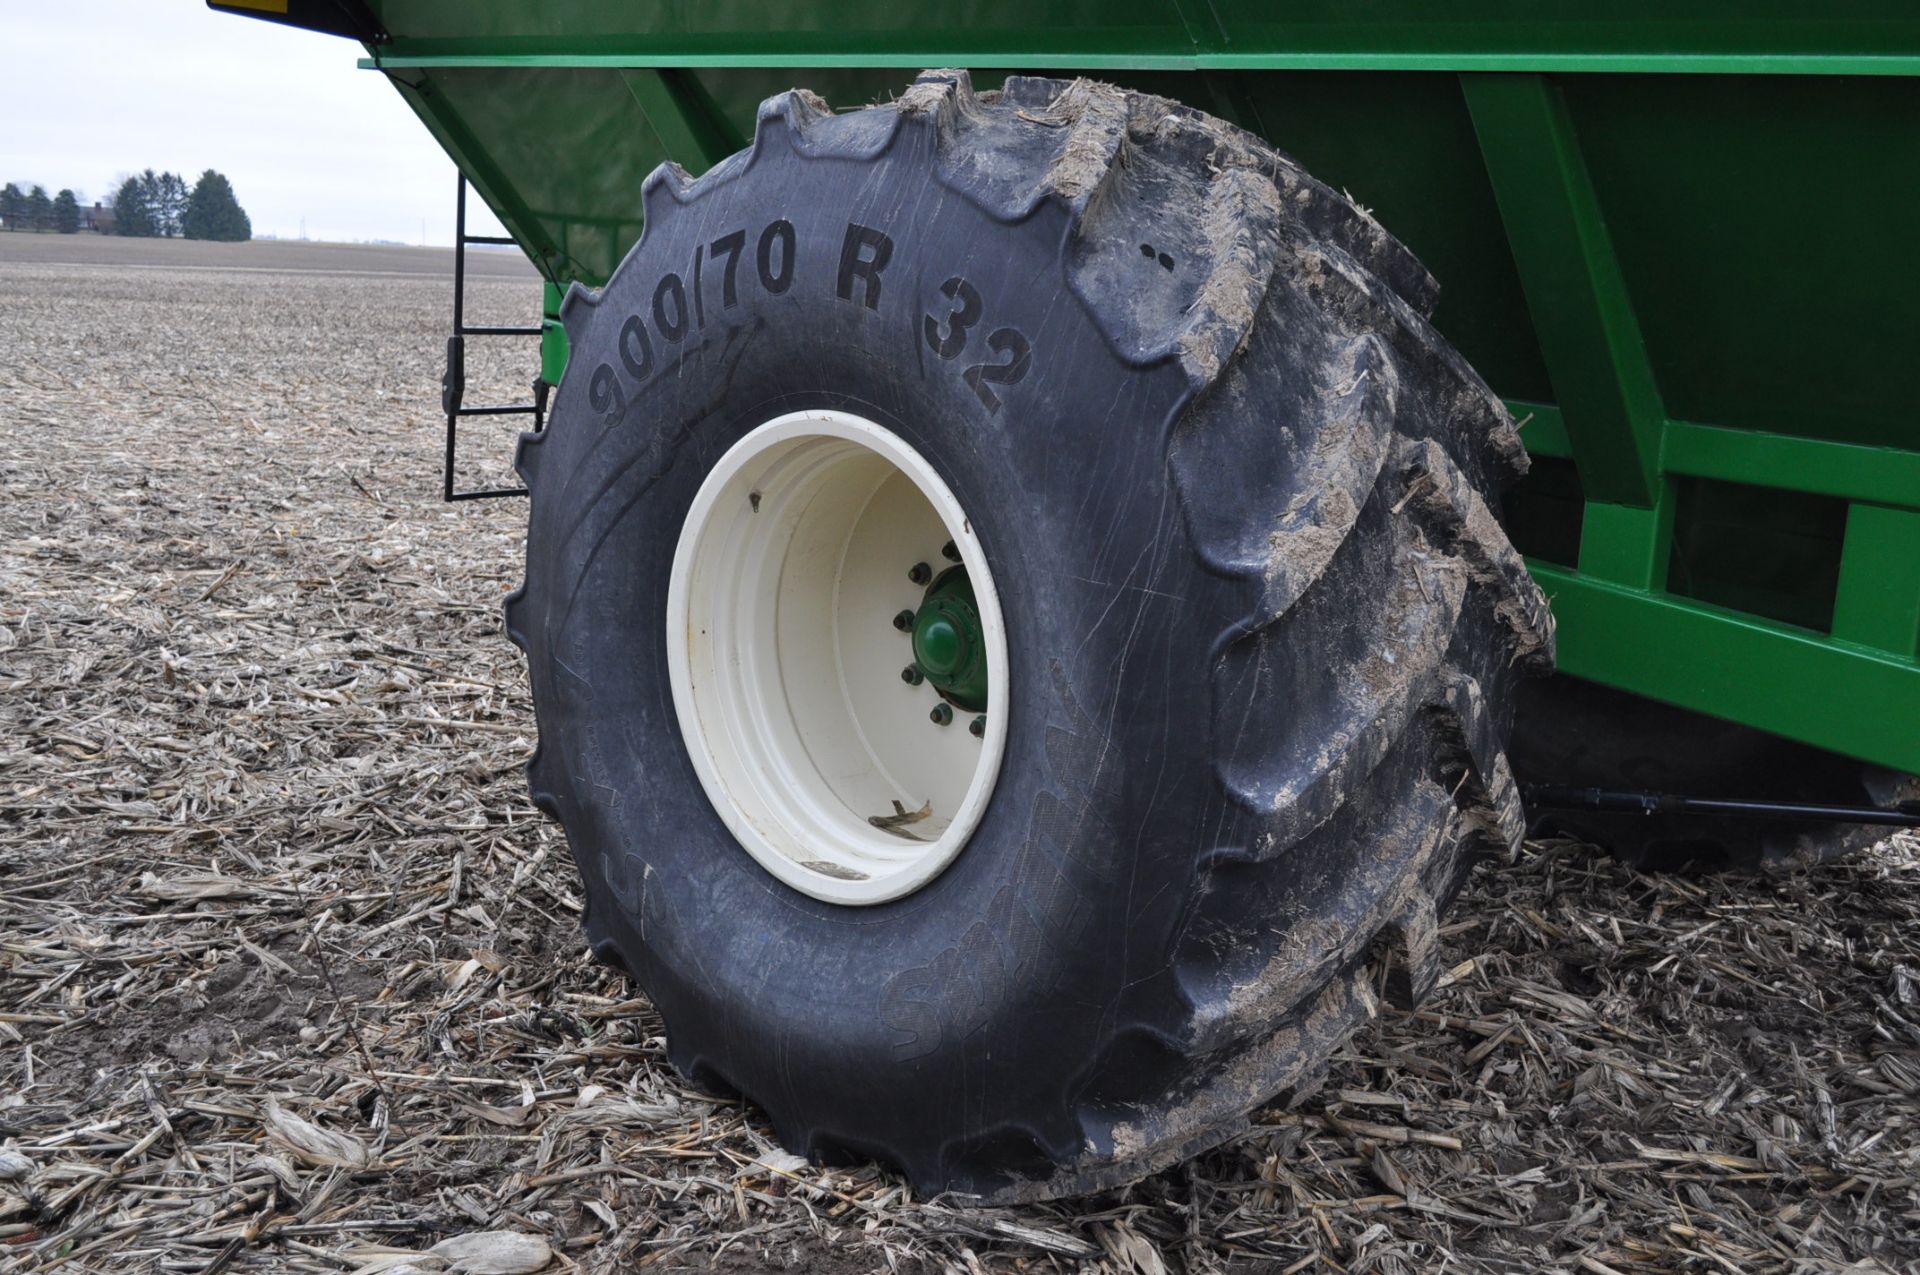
1;245;1917;1274
0;232;540;278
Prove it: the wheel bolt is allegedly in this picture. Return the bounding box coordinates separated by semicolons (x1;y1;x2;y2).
907;561;932;585
969;715;986;738
929;703;953;726
941;539;962;562
892;609;916;632
901;665;924;685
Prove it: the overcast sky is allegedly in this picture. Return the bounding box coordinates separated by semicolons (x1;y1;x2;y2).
3;0;506;244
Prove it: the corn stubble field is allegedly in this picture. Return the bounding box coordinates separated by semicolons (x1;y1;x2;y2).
1;234;1918;1275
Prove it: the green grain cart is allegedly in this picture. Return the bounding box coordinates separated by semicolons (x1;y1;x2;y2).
214;1;1920;1202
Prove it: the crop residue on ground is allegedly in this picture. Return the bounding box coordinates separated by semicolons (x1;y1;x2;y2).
2;237;1917;1273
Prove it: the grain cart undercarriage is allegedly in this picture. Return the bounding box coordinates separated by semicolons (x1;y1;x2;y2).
214;1;1920;1202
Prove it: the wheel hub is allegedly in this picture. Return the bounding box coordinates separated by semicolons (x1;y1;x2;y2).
909;567;988;712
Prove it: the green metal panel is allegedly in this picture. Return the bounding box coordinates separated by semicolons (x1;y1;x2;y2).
213;1;1920;771
1536;563;1919;771
1463;73;1664;509
1664;424;1920;510
348;1;1920;74
621;70;747;172
1577;497;1673;595
1557;73;1920;454
1833;506;1920;659
540;280;569;386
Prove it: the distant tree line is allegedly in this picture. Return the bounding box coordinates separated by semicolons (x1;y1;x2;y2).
0;183;83;233
0;170;251;241
115;170;253;241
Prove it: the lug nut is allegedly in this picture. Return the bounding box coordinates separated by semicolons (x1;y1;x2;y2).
929;703;953;726
907;561;932;585
941;539;962;562
892;609;916;632
901;665;924;686
969;715;986;738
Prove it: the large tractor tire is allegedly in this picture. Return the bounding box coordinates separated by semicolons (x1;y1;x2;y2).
507;71;1553;1202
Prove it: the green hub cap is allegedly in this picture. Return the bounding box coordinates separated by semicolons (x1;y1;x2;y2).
910;566;989;712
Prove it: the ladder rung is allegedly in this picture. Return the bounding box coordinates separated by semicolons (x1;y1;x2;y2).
459;324;543;337
456;403;539;417
462;234;518;246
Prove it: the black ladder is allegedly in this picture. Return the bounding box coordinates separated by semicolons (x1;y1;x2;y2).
441;174;546;501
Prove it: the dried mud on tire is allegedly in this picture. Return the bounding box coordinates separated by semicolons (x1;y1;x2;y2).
2;236;1919;1274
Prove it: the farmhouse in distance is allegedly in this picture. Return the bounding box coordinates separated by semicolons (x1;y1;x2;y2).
1;169;250;240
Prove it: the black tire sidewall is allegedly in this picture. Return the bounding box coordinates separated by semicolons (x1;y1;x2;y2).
523;125;1215;1160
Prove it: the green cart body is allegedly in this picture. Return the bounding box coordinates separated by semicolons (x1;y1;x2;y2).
221;1;1920;775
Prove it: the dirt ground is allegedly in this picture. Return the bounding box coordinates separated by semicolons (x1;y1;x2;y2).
3;235;1918;1274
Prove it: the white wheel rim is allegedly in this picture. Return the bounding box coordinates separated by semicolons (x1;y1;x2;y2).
666;410;1009;905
